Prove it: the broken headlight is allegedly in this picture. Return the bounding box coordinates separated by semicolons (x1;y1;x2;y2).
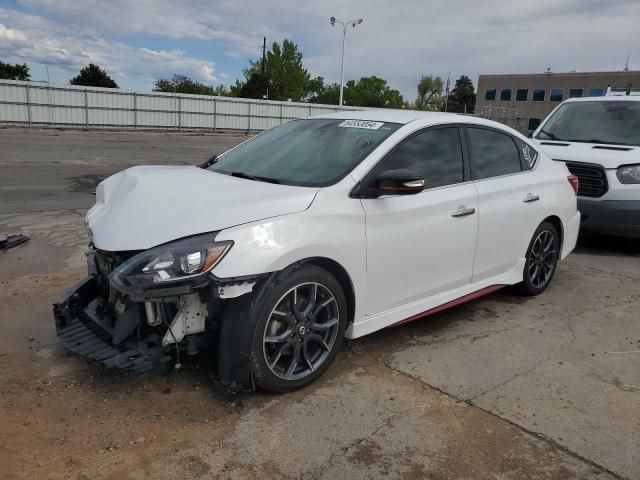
110;233;232;286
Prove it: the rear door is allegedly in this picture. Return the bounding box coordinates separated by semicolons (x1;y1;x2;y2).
466;126;543;282
360;126;479;315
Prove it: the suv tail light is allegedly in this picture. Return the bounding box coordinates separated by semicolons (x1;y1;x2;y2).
567;175;579;196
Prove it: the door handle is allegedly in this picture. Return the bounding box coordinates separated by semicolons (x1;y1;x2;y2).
523;194;540;203
451;207;476;217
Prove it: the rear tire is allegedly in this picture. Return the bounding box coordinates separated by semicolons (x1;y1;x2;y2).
513;222;560;296
250;264;348;393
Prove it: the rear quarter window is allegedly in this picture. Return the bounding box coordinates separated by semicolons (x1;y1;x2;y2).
515;138;539;170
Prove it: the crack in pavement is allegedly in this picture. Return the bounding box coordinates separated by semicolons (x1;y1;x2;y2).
466;356;550;402
349;345;630;480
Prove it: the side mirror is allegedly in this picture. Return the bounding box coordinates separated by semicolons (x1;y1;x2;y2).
375;169;424;195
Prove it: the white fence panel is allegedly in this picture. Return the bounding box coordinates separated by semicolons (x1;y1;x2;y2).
0;79;372;131
0;102;27;122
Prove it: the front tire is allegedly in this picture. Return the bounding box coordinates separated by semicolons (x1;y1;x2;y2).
250;265;348;393
514;222;560;296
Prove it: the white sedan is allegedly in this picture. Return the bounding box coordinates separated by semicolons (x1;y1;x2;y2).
54;111;580;393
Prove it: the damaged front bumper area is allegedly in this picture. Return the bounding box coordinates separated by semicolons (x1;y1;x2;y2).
53;275;171;373
53;248;257;377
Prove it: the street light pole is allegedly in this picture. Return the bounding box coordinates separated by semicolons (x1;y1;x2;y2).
330;16;363;107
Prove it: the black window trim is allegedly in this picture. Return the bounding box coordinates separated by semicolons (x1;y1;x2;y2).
463;125;536;182
351;124;471;198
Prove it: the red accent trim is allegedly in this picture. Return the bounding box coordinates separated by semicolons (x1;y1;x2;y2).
387;284;506;328
379;186;421;191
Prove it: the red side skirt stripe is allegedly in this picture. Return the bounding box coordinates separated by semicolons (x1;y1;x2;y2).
387;284;506;328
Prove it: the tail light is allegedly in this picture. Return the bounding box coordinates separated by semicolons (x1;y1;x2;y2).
567;175;579;196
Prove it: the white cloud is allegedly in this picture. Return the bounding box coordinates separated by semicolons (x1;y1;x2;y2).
0;7;217;85
0;23;28;45
3;0;640;99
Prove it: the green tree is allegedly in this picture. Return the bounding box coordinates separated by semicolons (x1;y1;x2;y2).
237;39;312;101
414;75;443;111
154;74;230;96
309;76;405;108
348;76;405;108
445;75;476;113
70;64;118;88
308;79;340;105
0;61;30;81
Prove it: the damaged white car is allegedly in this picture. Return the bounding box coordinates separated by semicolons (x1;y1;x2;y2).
54;111;580;393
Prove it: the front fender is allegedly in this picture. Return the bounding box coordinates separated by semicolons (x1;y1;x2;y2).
211;195;367;324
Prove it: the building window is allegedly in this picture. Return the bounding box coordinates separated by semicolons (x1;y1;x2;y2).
589;88;604;97
485;89;496;101
500;89;512;101
528;118;541;131
550;89;564;102
569;88;583;98
516;89;528;101
532;88;545;102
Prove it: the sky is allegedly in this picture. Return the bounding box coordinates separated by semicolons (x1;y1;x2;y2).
1;0;639;101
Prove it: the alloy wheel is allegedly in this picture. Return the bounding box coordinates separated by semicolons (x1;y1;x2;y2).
528;230;557;289
263;282;340;381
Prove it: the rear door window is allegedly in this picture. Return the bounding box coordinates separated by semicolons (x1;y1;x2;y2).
468;127;523;179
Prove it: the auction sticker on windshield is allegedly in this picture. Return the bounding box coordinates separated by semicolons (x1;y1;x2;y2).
338;120;384;130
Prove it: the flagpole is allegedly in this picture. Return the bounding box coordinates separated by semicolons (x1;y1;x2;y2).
444;72;450;112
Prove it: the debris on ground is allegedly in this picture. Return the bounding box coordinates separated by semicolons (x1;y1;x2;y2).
0;233;31;251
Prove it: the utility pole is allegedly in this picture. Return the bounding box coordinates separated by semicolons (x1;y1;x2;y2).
330;17;363;107
262;37;268;100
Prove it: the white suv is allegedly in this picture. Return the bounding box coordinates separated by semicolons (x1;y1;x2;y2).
54;111;579;393
533;96;640;238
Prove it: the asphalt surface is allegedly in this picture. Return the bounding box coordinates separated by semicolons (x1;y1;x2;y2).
0;128;639;480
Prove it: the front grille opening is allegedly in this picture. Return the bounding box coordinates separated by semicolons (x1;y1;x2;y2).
563;161;608;198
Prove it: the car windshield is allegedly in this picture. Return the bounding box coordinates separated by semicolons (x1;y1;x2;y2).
208;118;401;187
536;100;640;146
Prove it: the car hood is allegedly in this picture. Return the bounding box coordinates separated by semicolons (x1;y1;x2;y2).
86;165;319;251
534;140;639;168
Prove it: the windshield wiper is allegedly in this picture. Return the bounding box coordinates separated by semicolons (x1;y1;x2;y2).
198;154;218;169
230;171;280;184
537;129;561;141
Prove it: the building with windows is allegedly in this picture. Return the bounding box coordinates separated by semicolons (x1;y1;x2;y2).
475;71;640;134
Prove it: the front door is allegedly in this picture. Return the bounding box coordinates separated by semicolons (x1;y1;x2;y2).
360;126;479;315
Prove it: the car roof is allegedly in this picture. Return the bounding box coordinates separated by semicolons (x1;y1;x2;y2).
563;95;640;104
313;109;504;128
